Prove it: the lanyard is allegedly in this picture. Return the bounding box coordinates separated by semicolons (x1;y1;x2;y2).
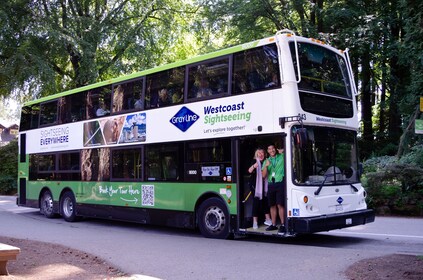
270;155;279;169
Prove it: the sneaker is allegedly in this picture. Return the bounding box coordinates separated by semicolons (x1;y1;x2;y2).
278;225;286;233
265;225;278;231
253;222;258;229
264;219;272;226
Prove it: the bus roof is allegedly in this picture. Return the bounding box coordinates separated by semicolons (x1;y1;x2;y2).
24;35;279;106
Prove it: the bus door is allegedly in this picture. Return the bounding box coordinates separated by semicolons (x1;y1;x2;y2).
238;135;286;233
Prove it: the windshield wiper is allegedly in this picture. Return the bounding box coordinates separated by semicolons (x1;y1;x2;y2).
350;184;358;192
314;175;328;195
314;180;359;196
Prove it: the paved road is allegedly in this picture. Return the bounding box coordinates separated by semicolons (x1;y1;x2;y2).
1;195;423;279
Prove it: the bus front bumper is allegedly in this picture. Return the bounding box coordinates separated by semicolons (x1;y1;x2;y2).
291;209;375;234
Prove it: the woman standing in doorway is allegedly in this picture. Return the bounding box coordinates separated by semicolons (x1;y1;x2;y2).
248;148;272;229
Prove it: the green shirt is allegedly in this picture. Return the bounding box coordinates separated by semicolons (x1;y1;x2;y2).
263;153;285;183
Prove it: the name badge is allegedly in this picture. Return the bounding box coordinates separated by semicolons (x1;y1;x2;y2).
272;172;275;177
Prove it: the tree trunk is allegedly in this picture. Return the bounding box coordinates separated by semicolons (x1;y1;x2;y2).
378;61;387;138
360;47;373;158
397;106;421;158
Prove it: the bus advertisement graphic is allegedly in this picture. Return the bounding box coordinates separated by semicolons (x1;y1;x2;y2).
119;113;146;143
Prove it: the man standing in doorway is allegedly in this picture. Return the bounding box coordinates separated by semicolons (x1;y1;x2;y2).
262;144;285;233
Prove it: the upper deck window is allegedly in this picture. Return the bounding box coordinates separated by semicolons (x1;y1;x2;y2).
39;101;58;126
187;58;230;100
60;92;86;123
232;44;280;94
290;42;352;98
146;67;185;109
112;78;144;113
86;85;112;119
20;105;39;131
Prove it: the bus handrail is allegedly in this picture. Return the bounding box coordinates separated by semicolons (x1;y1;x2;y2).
275;29;301;84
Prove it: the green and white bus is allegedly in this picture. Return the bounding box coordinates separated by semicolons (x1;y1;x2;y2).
17;30;374;239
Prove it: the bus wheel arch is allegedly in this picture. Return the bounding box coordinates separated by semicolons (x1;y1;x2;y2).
196;195;230;239
39;188;57;218
59;189;79;222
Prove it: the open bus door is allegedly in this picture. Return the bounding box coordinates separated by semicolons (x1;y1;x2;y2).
237;134;287;236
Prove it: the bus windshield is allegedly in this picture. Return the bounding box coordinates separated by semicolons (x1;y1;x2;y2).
290;42;352;98
292;126;359;185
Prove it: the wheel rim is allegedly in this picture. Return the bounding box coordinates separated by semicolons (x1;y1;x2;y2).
204;205;226;234
62;197;74;218
41;193;53;215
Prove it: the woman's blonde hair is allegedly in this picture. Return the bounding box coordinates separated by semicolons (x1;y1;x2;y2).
253;148;265;159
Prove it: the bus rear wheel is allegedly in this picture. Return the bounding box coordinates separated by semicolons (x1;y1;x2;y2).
60;191;79;222
198;198;230;239
40;191;56;218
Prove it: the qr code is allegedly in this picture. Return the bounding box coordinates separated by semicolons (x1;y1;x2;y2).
142;185;155;206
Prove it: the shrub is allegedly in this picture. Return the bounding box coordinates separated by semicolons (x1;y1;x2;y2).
0;175;17;194
399;144;423;168
363;155;397;173
363;156;423;216
0;140;18;195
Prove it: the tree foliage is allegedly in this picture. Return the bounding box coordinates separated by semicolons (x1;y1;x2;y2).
0;140;18;194
201;0;423;160
0;0;199;100
363;147;423;216
0;0;422;161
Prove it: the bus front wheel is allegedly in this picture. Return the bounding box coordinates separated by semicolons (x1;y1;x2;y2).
60;191;79;222
40;191;56;218
197;198;230;239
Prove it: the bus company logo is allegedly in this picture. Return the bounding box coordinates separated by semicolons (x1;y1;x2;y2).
170;106;200;132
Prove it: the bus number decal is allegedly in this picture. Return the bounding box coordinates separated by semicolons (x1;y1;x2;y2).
141;185;155;206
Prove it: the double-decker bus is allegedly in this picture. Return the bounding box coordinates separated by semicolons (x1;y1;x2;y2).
17;30;374;239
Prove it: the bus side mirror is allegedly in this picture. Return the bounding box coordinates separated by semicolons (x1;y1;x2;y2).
295;128;308;150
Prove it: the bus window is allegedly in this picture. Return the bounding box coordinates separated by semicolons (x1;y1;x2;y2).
111;147;142;180
233;44;280;95
292;126;359;185
145;145;180;181
185;139;231;182
29;154;56;180
86;86;112;119
290;42;352;98
187;58;229;100
58;152;80;171
39;101;58;126
20;105;39;131
112;78;144;113
60;92;86;123
57;152;81;180
145;67;184;109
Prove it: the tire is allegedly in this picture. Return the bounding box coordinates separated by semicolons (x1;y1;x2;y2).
40;191;56;218
60;191;79;222
197;197;230;239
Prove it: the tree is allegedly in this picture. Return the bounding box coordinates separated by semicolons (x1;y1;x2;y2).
0;0;198;101
202;0;421;160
